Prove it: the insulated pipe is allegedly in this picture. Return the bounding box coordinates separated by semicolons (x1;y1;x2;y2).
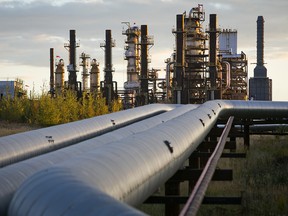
222;61;231;88
0;104;177;168
8;100;288;215
166;61;175;100
180;116;234;216
0;105;197;215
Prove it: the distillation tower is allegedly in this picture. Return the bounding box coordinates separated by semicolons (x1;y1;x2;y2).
122;23;141;107
168;5;248;104
54;58;65;95
122;24;155;107
79;52;91;92
90;59;100;95
172;4;209;104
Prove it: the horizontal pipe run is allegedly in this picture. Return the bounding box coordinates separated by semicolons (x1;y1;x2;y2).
0;105;197;215
0;104;177;168
8;100;288;216
180;116;234;216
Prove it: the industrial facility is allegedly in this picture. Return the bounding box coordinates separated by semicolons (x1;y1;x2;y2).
0;79;26;99
1;4;287;216
47;4;270;107
249;16;272;100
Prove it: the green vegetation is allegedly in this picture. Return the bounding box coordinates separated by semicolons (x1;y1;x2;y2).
139;135;288;216
0;90;122;127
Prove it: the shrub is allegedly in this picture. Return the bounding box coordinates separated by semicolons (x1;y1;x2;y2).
0;89;121;126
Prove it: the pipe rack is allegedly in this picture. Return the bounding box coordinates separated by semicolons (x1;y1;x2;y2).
5;100;288;215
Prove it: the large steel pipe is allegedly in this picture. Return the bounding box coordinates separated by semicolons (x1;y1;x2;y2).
0;105;197;215
0;104;177;168
8;100;288;215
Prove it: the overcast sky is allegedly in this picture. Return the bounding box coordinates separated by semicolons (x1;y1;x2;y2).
0;0;287;100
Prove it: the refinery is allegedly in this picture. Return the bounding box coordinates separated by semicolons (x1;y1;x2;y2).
1;3;286;216
43;4;271;108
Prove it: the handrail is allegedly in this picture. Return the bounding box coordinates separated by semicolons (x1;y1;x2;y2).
180;116;234;216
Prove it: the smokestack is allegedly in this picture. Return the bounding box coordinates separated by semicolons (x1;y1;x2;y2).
209;14;218;89
50;48;54;93
104;29;113;85
68;29;78;90
174;14;185;104
140;25;148;98
102;29;114;105
254;16;267;78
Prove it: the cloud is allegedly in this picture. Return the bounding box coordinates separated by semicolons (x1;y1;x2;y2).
208;2;232;10
0;0;105;8
0;0;288;99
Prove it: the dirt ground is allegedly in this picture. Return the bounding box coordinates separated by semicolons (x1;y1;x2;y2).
0;121;40;137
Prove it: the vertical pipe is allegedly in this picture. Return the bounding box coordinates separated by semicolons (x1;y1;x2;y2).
174;14;185;104
104;29;114;105
209;14;217;90
68;29;77;90
140;25;148;104
49;48;54;93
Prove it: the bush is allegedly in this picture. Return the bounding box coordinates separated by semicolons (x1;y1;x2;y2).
0;90;122;127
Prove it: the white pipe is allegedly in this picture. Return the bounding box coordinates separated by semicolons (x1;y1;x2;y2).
0;104;177;168
222;61;231;88
0;105;197;215
166;61;175;99
8;100;288;216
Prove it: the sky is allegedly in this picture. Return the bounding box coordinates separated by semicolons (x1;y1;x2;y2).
0;0;287;101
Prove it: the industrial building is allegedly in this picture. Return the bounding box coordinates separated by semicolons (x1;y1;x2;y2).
249;16;272;100
0;79;26;99
46;5;271;108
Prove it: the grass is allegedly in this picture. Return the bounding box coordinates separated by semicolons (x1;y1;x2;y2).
139;135;288;215
0;90;122;127
0;120;40;137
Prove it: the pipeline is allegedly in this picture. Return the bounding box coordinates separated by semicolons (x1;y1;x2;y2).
0;104;198;215
0;104;177;168
8;100;288;216
180;116;234;216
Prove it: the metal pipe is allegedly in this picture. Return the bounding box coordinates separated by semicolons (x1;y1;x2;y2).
209;14;218;90
140;25;149;105
0;104;177;168
68;29;78;90
174;14;185;104
49;48;54;93
8;100;288;216
103;29;114;105
180;116;234;216
166;61;175;100
0;104;195;215
222;61;231;88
